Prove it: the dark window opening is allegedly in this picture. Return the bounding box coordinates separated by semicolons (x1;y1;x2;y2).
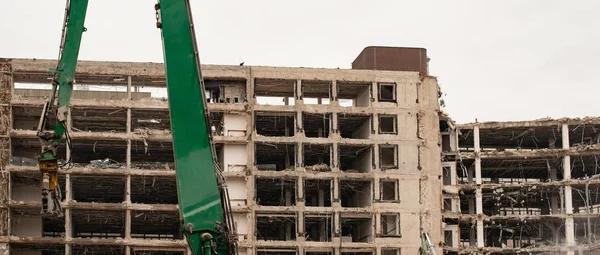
255;143;296;171
379;115;397;134
340;180;372;207
304;144;331;172
379;145;398;169
378;83;396;102
256;214;297;241
255;177;297;206
380;180;398;201
305;179;332;207
255;111;295;137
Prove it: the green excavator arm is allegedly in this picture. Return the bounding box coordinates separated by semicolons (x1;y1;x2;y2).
38;1;237;254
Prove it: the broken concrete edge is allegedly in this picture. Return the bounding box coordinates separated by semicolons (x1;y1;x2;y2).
458;116;600;129
456;144;600;160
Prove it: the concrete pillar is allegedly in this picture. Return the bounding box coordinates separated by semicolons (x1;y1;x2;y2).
474;126;482;185
331;143;338;171
332;113;339;134
297;176;304;202
297;142;303;168
373;177;381;201
562;124;575;254
333;177;339;202
331;80;338;101
371;81;378;105
473;126;484;248
297;213;304;241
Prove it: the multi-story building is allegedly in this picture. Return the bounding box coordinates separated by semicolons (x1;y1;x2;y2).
441;117;600;255
0;46;444;255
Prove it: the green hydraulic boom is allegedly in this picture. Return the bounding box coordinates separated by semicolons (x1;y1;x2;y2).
38;1;238;254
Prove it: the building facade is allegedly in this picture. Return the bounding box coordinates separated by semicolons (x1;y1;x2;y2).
0;56;443;255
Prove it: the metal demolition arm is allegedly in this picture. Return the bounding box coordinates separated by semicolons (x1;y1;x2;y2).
155;1;238;254
40;1;237;253
37;0;89;216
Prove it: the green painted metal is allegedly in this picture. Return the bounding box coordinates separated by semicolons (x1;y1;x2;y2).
41;0;89;161
157;1;231;254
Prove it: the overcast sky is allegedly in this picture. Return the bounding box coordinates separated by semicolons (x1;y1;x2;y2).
2;0;599;123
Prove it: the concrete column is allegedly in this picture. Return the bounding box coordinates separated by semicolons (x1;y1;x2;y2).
473;125;484;248
331;80;338;101
331;143;338;171
297;213;305;241
297;142;303;168
474;126;482;185
371;81;378;105
332;112;339;134
297;176;304;202
295;79;302;101
333;177;339;202
373;177;381;201
296;111;304;136
562;124;575;254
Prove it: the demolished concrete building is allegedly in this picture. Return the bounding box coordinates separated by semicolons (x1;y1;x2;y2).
0;46;598;255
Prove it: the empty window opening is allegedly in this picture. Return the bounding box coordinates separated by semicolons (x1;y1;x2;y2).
379;145;398;169
257;248;297;255
255;143;296;171
204;79;247;104
378;82;396;102
382;249;400;255
131;176;178;204
73;246;125;254
8;243;65;255
444;230;454;247
11;173;66;202
302;80;331;104
340;215;373;243
255;111;295;137
338;81;371;107
442;134;452;152
70;107;127;132
303;113;331;138
209;112;224;136
339;145;372;173
380;180;398;201
306;251;334;255
131;141;174;170
304;179;332;207
131;109;171;130
341;253;373;255
443;198;453;212
304;214;333;242
442;165;454;186
340;180;372;207
72;210;125;238
381;214;400;237
255;78;296;106
131;211;180;240
72;175;126;203
12;106;54;131
256;214;297;241
379;115;397;134
10;211;65;238
255;177;297;206
304;144;331;171
43;216;65;238
338;114;371;139
12;138;126;167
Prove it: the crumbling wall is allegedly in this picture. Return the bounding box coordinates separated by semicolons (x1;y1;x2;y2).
0;59;12;249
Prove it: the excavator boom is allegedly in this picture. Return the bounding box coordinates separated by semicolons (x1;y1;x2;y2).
38;1;237;254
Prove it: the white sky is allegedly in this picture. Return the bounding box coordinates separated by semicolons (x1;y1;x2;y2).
1;0;599;123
